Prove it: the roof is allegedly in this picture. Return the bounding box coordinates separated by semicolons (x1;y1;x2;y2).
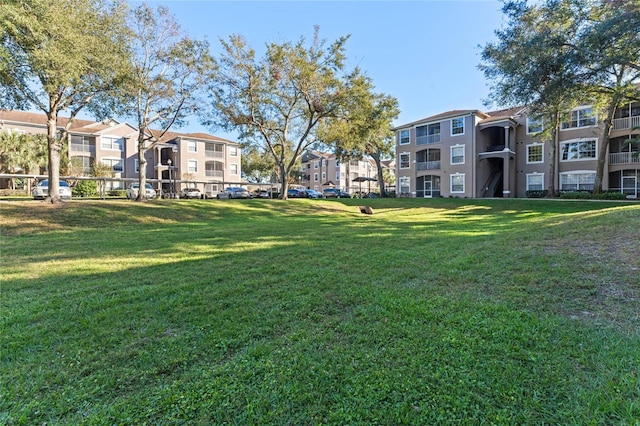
394;109;490;130
0;109;236;143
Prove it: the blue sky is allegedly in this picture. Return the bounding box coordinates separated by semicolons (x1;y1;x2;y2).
137;0;506;139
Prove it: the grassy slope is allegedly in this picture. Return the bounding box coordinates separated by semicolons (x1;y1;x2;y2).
1;198;639;425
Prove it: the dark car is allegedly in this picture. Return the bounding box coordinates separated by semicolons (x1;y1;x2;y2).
217;186;251;199
323;188;351;198
305;189;325;199
287;188;308;198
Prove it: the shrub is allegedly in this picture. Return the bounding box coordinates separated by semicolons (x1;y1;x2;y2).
73;180;98;197
526;190;548;198
107;190;126;197
593;191;628;200
559;190;592;199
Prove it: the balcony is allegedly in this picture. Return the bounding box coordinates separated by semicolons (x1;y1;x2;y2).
416;134;441;145
612;115;640;131
609;151;640;165
416;161;441;171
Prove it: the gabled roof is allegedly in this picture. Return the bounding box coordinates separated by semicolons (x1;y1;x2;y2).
0;110;95;130
148;129;238;144
394;110;490;130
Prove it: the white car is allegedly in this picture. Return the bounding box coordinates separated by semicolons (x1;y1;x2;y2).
33;180;72;200
126;182;157;199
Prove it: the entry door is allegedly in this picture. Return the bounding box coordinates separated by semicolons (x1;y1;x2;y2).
622;175;638;198
424;180;432;198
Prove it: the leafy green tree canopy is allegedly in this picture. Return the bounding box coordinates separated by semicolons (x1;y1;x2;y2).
0;0;130;202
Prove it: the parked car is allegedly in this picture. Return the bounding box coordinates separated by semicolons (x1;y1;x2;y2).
323;188;351;198
33;179;72;200
126;182;156;199
217;186;251;199
180;187;204;199
287;188;308;198
305;189;325;199
253;189;271;199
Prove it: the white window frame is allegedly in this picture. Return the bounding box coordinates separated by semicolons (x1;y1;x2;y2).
135;159;139;173
450;145;465;165
187;160;198;173
450;173;465;193
229;146;238;156
187;140;197;153
101;157;123;173
451;117;465;136
314;173;319;182
561;106;597;130
399;129;410;145
314;161;319;169
560;138;597;162
336;172;340;181
399;152;410;169
101;136;123;151
560;171;596;191
526;117;544;134
526;173;544;191
399;176;411;194
321;172;326;180
229;163;238;175
526;143;544;164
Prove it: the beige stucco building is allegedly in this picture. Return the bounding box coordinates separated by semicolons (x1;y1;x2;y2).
394;102;640;199
0;110;242;198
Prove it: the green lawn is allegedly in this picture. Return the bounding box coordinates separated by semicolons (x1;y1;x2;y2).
1;198;639;425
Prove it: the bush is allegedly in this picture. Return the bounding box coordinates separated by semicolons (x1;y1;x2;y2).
107;190;126;197
526;190;548;198
73;180;98;197
593;191;628;200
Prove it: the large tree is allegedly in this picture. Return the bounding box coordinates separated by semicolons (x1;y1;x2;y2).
203;27;361;199
316;72;399;197
0;0;130;202
120;4;214;201
480;0;640;195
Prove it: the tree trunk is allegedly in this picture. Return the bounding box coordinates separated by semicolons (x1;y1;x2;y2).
46;112;62;203
372;149;386;197
594;103;617;195
280;163;289;199
547;124;558;198
136;131;148;201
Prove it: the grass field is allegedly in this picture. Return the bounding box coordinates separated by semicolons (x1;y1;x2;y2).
1;197;639;425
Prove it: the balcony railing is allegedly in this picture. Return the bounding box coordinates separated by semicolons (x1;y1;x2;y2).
416;161;441;171
612;115;640;131
205;170;224;178
609;151;640;165
205;151;224;159
70;143;94;153
416;134;441;145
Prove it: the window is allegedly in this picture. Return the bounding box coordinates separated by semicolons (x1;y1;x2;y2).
71;156;92;175
321;172;326;180
450;173;465;193
187;140;197;152
526;117;544;134
314;161;319;169
416;123;441;144
230;163;238;175
188;160;198;173
527;144;544;163
399;153;410;169
399;129;410;145
101;158;123;173
336;172;340;180
399;176;410;194
450;145;465;165
70;135;92;152
451;117;465;136
560;172;595;191
314;173;318;182
526;173;544;191
229;146;238;156
101;136;123;151
135;159;139;173
562;107;597;129
561;139;596;161
205;144;224;158
321;158;326;166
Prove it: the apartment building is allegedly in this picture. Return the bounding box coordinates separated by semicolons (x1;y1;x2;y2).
0;110;242;197
394;102;640;199
300;150;382;195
